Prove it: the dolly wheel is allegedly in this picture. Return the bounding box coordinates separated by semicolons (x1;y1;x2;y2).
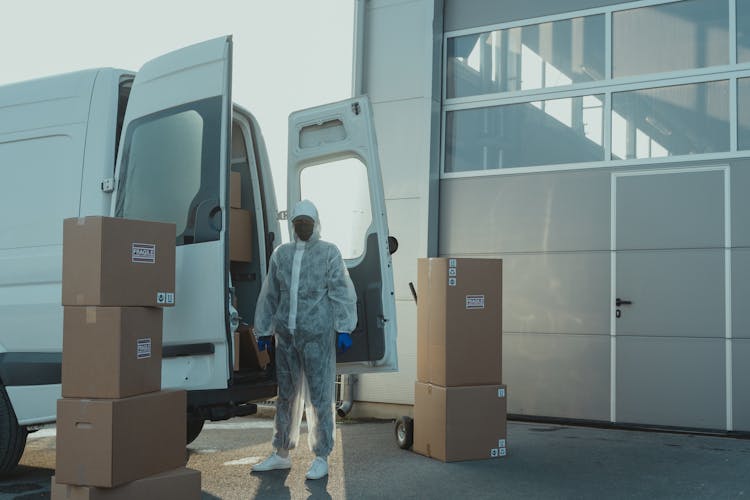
395;416;413;449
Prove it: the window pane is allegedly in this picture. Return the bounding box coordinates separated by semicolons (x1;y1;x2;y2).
447;15;605;99
737;78;750;149
300;158;372;259
738;0;750;63
444;94;604;172
115;97;222;245
611;80;729;160
613;0;728;78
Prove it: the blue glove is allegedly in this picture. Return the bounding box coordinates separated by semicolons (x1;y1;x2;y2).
257;336;273;353
337;332;352;353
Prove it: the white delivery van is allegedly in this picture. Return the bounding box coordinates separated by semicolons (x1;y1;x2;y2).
0;36;398;473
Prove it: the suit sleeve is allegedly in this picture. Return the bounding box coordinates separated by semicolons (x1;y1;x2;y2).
326;245;358;333
253;250;281;337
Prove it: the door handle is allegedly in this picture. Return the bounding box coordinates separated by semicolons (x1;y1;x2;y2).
615;298;632;307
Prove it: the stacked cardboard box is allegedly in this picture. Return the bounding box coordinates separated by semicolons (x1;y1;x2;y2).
413;258;507;462
233;323;270;372
229;171;253;262
54;216;201;499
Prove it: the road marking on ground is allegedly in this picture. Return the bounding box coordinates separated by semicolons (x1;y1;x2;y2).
204;420;277;430
223;456;263;466
27;428;56;440
193;448;220;454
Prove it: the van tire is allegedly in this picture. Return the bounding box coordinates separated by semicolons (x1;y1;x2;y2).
0;385;27;475
186;418;205;445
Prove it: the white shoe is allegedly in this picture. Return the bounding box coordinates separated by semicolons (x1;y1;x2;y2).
252;453;292;472
305;457;328;480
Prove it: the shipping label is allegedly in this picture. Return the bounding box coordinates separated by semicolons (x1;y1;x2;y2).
137;338;152;359
465;295;485;310
131;243;156;264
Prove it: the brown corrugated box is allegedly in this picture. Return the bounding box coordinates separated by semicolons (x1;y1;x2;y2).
62;307;163;399
229;209;252;262
417;258;502;387
62;217;176;307
230;171;242;209
50;468;201;500
413;382;507;462
55;390;186;488
236;324;270;371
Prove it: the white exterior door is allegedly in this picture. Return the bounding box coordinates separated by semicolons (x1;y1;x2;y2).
611;167;729;429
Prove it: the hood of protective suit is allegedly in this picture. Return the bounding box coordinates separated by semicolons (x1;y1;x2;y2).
290;199;322;243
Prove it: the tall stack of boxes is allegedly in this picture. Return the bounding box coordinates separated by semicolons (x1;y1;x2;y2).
413;258;507;462
52;216;201;499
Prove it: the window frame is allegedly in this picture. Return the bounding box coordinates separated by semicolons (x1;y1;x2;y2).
442;0;750;179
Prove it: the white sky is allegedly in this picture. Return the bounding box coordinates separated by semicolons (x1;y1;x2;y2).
0;0;355;212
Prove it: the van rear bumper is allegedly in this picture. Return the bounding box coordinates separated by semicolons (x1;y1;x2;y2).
187;380;278;421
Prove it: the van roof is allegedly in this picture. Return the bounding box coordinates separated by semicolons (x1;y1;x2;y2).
0;69;131;137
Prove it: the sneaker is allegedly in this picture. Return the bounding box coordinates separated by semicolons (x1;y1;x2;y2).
252;453;292;472
305;456;328;480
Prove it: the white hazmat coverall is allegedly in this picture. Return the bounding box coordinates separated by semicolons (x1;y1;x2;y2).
254;199;358;458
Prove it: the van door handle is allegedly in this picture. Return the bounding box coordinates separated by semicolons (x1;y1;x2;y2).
615;298;632;307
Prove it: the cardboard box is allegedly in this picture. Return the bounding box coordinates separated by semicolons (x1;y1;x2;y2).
229;209;252;262
62;307;163;399
413;382;507;462
55;390;187;488
51;468;201;500
62;217;176;307
238;324;270;370
230;171;242;208
417;258;502;386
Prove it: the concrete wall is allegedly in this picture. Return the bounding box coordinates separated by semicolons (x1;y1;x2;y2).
353;0;442;407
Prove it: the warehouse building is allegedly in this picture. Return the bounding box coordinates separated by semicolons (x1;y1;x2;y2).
350;0;750;432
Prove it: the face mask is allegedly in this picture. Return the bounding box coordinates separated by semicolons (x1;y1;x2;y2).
294;220;314;241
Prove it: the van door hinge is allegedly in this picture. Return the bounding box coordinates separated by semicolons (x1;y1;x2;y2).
100;178;115;193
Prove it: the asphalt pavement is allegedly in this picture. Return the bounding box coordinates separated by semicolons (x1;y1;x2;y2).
2;415;750;499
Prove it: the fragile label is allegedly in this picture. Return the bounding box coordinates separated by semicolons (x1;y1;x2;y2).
449;259;457;268
132;243;156;264
448;277;457;287
466;295;485;310
137;338;152;359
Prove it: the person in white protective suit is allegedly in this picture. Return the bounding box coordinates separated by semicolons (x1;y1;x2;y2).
251;199;358;480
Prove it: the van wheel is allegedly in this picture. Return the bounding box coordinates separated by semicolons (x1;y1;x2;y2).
186;418;205;445
0;385;27;475
395;416;413;450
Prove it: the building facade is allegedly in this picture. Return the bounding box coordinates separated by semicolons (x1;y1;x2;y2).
352;0;750;432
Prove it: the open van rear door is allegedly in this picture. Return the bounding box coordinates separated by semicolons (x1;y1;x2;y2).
288;96;398;374
111;37;232;390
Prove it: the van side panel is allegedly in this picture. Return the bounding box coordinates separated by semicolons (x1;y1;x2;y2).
0;71;100;423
